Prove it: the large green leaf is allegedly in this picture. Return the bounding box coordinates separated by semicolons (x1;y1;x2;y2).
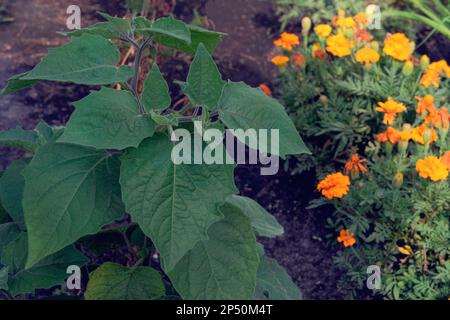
185;25;224;54
59;87;155;150
168;208;259;299
142;64;171;112
85;262;165;300
183;44;225;110
0;72;38;97
218;82;310;158
23;143;124;268
21;34;133;85
120;133;237;271
0;127;40;152
255;255;302;300
1;233;87;296
224;195;284;238
0;159;28;229
136;17;191;47
98;12;131;35
0;223;21;256
64;22;121;39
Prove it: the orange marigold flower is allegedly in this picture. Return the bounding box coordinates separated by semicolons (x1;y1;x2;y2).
375;98;407;125
317;172;351;200
314;24;332;38
273;32;300;51
326;31;354;57
291;52;306;67
259;84;272;96
411;124;438;145
376;127;401;144
337;229;356;247
355;47;380;65
344;154;367;176
271;55;289;67
383;33;412;61
312;43;327;59
428;60;450;77
440;151;450;171
416;156;449;181
416;95;437;115
420;69;441;88
354;12;368;26
438;107;450;128
354;29;372;43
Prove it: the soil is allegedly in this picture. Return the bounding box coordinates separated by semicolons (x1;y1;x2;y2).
2;0;447;300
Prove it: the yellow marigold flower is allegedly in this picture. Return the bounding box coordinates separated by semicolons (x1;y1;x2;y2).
376;127;401;144
411;124;438;145
344;154;367;176
326;31;354;57
375;98;407;125
383;33;413;61
440;151;450;171
259;84;271;96
273;32;300;51
271;55;289;67
416;95;437;115
428;60;450;77
355;47;380;65
335;17;356;29
416;156;449;181
399;129;412;142
314;24;332;38
337;229;356;247
317;172;350;200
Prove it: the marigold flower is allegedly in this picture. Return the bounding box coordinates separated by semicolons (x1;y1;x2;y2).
291;52;306;67
326;31;354;57
420;69;441;88
314;24;332;38
383;33;412;61
337;229;356;247
416;95;436;115
411;124;438;145
438;108;450;128
274;32;300;51
312;43;327;59
428;60;450;77
353;12;368;26
440;151;450;171
355;47;380;65
376;127;401;144
335;17;356;29
259;84;271;96
354;29;372;43
416;156;449;181
271;55;289;67
317;172;350;200
375;98;407;125
344;154;367;176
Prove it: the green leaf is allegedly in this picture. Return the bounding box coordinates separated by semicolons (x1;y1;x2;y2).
23;143;124;268
120;133;237;271
0;267;8;290
0;159;28;229
255;255;302;300
150;111;179;126
63;22;121;39
0;127;39;152
0;72;38;96
183;43;225;110
0;201;8;224
34;121;64;144
142;64;171;111
136;17;191;47
168;208;259;299
59;87;155;150
85;262;165;300
98;12;131;35
0;223;21;256
218;82;310;158
224;195;284;238
186;25;223;54
21;34;133;85
1;233;87;296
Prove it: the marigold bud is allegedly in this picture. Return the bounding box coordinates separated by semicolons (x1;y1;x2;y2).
423;128;433;145
319;95;329;106
393;172;404;188
302;17;312;35
402;61;414;76
420;55;430;70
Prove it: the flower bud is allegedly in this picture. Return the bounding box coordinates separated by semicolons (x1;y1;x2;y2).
393;172;404;188
423;128;433;145
302;17;312;35
402;61;414;76
319;95;329;106
420;55;430;70
408;41;416;55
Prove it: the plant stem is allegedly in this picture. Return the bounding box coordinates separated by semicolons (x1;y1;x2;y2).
131;38;152;114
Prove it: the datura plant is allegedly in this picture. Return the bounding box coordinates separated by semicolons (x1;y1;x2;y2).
0;13;308;300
